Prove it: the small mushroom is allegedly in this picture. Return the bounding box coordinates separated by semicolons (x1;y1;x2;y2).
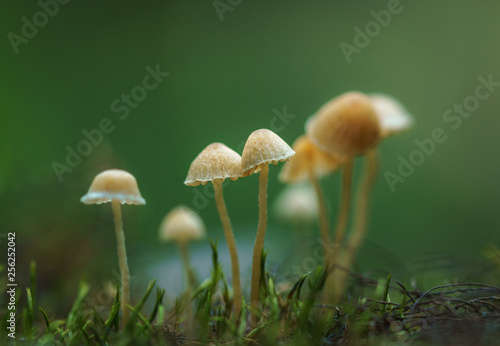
241;129;295;321
184;143;243;317
279;135;345;183
274;183;318;227
307;91;381;156
335;94;413;299
306;92;381;267
159;206;205;289
348;94;412;253
279;135;346;269
81;169;146;325
273;183;318;262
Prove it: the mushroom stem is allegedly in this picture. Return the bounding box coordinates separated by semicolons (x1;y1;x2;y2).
213;180;242;318
308;170;330;269
329;157;354;264
349;149;378;256
111;200;131;326
179;241;195;336
250;163;269;324
324;158;353;302
335;149;379;299
179;241;196;290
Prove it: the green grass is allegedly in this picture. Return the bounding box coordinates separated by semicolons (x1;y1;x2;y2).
2;246;500;345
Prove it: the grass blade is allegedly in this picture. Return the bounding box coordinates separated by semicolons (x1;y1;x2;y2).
287;272;311;301
39;307;51;333
149;288;165;324
102;284;121;340
297;266;328;330
125;279;157;332
381;274;392;313
67;281;90;331
24;288;34;339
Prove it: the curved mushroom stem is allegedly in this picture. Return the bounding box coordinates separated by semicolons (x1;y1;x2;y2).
335;149;379;300
179;241;196;290
308;170;330;270
111;200;131;326
250;164;269;324
329;157;354;266
214;180;243;319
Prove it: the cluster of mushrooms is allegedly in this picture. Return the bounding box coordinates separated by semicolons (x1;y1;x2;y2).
80;91;412;325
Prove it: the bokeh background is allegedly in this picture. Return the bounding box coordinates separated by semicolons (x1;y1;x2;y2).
2;1;500;311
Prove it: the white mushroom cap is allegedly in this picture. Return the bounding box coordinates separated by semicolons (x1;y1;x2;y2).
184;143;242;186
241;129;295;175
369;93;413;138
159;206;206;243
80;169;146;205
274;183;318;224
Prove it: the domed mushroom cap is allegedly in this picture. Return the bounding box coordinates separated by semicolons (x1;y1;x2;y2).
241;129;295;175
159;206;206;243
370;93;413;138
279;135;346;184
274;183;318;224
80;169;146;205
306;92;381;156
184;143;242;186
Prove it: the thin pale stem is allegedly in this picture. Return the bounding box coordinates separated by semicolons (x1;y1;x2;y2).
214;180;242;318
308;172;330;270
250;164;269;324
324;157;354;303
349;149;378;255
111;200;130;326
329;157;354;265
179;241;194;336
179;241;195;290
334;149;379;301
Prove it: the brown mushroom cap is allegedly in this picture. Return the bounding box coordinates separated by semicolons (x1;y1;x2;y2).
370;93;413;138
279;135;346;183
241;129;295;175
80;169;146;205
306;92;381;156
184;143;242;186
159;206;205;243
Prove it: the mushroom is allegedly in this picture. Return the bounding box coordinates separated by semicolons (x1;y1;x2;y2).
279;135;346;269
334;93;413;299
241;129;295;321
184;143;243;317
347;93;413;251
274;183;318;227
159;205;206;289
80;169;146;325
306;92;381;276
306;92;381;157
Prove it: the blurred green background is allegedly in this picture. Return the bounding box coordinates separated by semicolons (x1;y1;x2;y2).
1;1;499;309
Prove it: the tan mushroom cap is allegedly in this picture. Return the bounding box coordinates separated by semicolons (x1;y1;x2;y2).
241;129;295;175
279;135;346;184
184;143;242;186
159;206;205;243
306;92;381;156
80;169;146;205
370;93;413;138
